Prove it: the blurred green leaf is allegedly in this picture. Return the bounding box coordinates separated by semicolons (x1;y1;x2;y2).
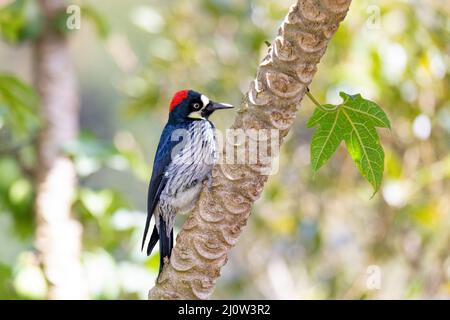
0;158;34;237
79;189;114;218
13;252;47;299
81;5;109;38
53;5;109;39
0;74;40;136
0;263;16;299
145;252;160;273
63;132;129;177
63;132;117;159
8;178;32;205
0;0;43;44
0;158;21;189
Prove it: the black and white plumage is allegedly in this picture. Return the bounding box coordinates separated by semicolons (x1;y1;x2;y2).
142;89;233;275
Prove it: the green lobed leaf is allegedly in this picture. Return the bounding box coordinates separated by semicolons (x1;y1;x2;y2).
307;92;390;193
339;92;390;129
341;111;384;193
307;106;344;172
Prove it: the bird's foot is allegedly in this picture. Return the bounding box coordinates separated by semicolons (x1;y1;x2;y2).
207;173;213;192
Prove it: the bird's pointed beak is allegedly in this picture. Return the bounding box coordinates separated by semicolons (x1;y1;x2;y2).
206;101;234;112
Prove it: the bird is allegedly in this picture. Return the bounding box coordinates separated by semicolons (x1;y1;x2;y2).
142;89;233;276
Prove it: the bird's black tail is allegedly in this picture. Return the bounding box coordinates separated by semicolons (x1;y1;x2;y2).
146;225;159;256
144;220;174;277
158;219;173;276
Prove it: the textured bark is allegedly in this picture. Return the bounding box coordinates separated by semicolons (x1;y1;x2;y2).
149;0;352;300
33;0;88;299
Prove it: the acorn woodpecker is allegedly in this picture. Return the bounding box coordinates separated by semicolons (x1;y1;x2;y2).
142;89;233;275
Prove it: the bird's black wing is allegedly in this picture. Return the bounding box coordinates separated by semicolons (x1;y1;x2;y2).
141;124;178;254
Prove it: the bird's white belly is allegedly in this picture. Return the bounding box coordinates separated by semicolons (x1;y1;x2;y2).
170;181;203;214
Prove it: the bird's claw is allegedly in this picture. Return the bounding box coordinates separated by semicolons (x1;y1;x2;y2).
207;173;213;192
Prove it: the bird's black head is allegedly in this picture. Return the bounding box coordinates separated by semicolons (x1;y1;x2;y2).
168;89;233;123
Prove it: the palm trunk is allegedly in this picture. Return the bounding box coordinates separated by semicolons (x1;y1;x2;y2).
34;0;87;299
149;0;352;299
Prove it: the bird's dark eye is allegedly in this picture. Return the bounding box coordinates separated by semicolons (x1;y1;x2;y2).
193;103;201;109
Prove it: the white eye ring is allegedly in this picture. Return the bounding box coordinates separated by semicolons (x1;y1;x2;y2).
193;103;201;109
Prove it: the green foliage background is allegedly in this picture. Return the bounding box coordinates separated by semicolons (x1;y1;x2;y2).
0;0;449;299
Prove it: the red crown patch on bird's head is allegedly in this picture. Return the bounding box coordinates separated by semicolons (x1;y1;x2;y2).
169;89;189;112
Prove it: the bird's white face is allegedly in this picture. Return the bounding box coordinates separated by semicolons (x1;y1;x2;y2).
200;95;210;108
188;94;210;119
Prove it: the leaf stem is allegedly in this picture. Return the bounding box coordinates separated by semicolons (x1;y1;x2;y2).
306;88;322;108
306;88;339;112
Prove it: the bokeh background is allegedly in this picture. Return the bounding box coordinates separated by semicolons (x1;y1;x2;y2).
0;0;449;299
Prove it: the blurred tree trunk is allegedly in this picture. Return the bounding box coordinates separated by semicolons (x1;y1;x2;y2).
149;0;352;300
33;0;87;299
